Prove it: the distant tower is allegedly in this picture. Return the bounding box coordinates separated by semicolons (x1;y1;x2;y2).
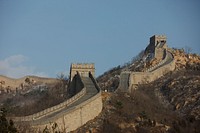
69;63;95;81
145;35;167;60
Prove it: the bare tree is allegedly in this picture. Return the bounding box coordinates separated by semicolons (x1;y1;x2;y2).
56;72;69;97
57;72;68;81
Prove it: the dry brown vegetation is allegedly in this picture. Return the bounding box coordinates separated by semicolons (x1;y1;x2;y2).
74;69;200;133
1;48;200;132
0;75;60;91
73;48;200;133
0;80;69;116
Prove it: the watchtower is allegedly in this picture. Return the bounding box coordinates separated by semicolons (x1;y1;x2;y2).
145;35;167;60
69;63;95;81
150;35;167;47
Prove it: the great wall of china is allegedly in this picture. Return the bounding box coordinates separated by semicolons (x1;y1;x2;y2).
11;63;102;132
118;35;176;92
8;35;176;132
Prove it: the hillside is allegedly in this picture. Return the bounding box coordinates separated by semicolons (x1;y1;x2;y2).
156;70;200;120
74;48;200;133
1;46;199;132
97;48;200;91
0;75;60;91
0;75;69;116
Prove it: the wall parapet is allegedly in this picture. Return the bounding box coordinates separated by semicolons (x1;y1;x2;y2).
146;49;168;72
119;50;175;92
11;87;86;122
77;71;85;88
33;90;102;132
8;63;102;132
70;63;95;81
34;90;102;126
89;72;101;92
31;75;102;132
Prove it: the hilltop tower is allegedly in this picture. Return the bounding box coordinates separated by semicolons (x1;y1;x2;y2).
145;35;167;60
69;63;95;81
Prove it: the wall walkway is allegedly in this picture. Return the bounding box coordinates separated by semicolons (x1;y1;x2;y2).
11;73;102;132
118;50;175;92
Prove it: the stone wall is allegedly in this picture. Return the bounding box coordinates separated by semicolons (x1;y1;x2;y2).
129;54;175;92
11;87;86;122
118;72;130;91
155;48;165;60
146;49;168;72
68;72;85;96
118;35;176;92
145;35;167;60
118;51;175;92
34;92;102;132
10;63;102;132
70;63;95;81
150;35;167;46
89;72;101;92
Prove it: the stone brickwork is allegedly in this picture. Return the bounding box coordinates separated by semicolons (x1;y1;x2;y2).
68;72;85;96
10;63;102;132
128;53;175;91
118;35;176;92
145;35;167;60
70;63;95;81
11;87;86;122
35;93;102;132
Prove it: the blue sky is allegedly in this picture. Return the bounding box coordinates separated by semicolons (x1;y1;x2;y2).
0;0;200;78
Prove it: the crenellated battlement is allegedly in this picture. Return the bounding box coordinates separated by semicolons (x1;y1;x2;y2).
70;63;95;81
150;35;167;46
71;63;95;69
145;35;168;60
119;35;175;92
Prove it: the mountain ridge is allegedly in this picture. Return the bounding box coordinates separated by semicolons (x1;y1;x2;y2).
74;47;200;133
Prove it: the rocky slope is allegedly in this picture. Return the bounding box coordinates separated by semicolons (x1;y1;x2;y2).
74;83;199;133
170;48;200;70
0;76;68;116
0;75;60;91
74;49;200;133
1;48;199;132
158;70;200;120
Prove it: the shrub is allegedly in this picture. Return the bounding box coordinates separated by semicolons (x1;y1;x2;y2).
0;108;17;133
115;100;123;109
